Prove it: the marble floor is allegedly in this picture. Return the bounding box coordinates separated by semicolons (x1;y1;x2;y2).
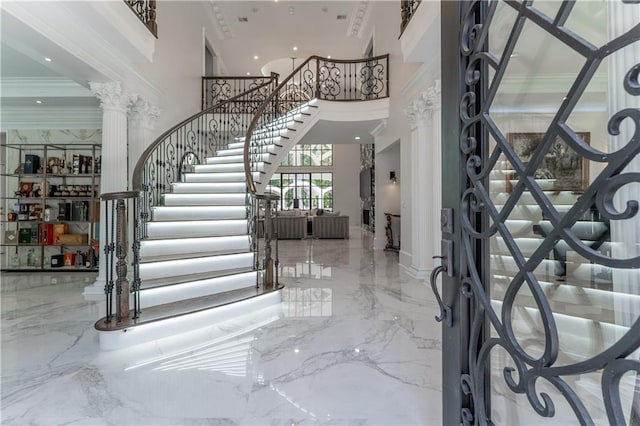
1;229;443;426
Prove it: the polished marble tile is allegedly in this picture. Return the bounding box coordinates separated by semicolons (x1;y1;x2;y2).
1;229;443;425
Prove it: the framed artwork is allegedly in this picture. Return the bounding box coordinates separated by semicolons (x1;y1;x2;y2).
506;132;590;193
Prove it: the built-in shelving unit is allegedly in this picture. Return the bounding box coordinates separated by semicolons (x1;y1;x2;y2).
1;143;101;271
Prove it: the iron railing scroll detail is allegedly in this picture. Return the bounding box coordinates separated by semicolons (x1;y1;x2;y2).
202;73;279;110
132;78;278;242
124;0;157;37
458;1;640;425
100;191;140;324
244;54;389;194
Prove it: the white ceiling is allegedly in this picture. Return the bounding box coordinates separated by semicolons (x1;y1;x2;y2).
208;1;371;76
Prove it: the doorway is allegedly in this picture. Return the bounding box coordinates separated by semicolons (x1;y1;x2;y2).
440;1;640;424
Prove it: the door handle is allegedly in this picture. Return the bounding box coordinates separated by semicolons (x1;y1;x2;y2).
430;256;452;327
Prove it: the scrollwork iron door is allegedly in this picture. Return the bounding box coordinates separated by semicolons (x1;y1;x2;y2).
441;1;640;424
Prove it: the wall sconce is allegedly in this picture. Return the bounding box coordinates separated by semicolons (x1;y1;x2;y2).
389;171;397;183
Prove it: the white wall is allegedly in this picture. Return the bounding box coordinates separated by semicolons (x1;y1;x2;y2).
135;2;220;139
374;140;401;250
332;143;361;226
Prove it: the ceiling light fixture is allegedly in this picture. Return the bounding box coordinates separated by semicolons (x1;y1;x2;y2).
354;136;360;140
292;46;298;51
36;100;43;104
44;57;52;62
246;72;251;75
253;55;259;60
327;55;332;59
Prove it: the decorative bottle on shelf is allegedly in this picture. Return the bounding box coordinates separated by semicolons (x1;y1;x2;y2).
74;251;83;268
26;249;34;267
11;253;20;268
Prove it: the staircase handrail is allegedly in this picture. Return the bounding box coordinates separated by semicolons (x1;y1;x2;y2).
132;77;277;192
202;72;279;109
243;53;390;194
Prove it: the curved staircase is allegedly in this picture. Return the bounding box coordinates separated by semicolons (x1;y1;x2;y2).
95;55;389;350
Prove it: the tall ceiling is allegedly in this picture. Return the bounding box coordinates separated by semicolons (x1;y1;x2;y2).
207;1;372;76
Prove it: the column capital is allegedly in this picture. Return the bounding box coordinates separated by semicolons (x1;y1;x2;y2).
89;81;135;113
405;81;441;128
129;97;161;130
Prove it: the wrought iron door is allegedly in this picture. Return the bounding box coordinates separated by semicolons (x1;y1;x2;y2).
440;1;640;424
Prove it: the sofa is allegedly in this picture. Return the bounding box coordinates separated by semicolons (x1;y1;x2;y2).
312;214;350;239
274;215;307;239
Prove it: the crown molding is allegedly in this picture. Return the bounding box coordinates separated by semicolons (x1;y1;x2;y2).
1;107;102;130
347;1;371;39
1;77;93;98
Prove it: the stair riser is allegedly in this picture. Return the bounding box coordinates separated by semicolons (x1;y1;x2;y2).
182;173;260;183
152;206;246;221
163;194;246;206
140;236;250;259
98;291;281;350
192;163;264;174
139;253;254;281
139;271;257;308
146;221;247;239
206;154;270;165
192;163;244;173
171;183;246;193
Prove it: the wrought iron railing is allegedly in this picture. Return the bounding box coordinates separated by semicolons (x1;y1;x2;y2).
124;0;157;37
132;77;279;241
244;54;390;194
99;191;140;325
400;0;421;35
202;73;279;110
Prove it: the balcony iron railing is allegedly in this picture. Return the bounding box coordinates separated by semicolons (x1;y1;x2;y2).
124;0;158;37
244;54;390;194
400;0;421;36
202;74;279;110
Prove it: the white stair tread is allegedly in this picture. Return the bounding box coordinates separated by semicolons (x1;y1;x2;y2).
146;219;248;238
139;252;254;281
139;271;259;308
163;193;246;206
171;182;246;193
152;206;246;221
193;162;265;174
140;235;250;259
182;172;261;183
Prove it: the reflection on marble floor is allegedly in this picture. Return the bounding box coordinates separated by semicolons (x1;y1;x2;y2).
1;228;443;425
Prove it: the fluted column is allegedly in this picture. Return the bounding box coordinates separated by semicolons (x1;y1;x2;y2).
84;81;135;296
405;83;441;279
128;97;160;185
607;3;640;329
427;81;442;273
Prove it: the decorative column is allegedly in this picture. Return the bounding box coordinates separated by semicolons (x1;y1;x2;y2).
607;3;640;329
128;97;160;185
404;82;441;279
84;81;135;296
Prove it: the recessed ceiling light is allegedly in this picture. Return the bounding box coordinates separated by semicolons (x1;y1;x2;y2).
327;55;332;59
44;57;52;62
246;72;251;75
36;100;43;104
253;55;259;60
354;136;360;140
292;46;298;51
